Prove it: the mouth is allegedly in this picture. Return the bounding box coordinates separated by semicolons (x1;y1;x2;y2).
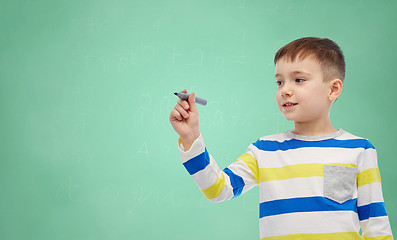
282;102;298;107
281;102;298;111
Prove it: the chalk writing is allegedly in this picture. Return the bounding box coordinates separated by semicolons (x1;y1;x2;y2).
136;141;149;159
215;56;225;73
66;176;83;202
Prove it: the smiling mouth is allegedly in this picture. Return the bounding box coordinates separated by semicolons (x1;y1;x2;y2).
282;103;298;107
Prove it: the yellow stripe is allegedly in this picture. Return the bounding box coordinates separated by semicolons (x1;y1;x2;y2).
237;153;259;184
261;232;362;240
364;235;393;240
357;168;381;187
259;163;356;183
201;174;226;199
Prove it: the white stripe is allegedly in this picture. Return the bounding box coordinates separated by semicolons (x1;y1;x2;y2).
360;216;393;237
189;153;235;203
228;159;258;187
260;177;323;202
259;133;289;142
192;156;222;190
259;177;358;202
193;155;258;196
357;182;384;206
206;173;234;203
235;158;259;195
357;148;378;172
255;147;361;168
336;132;364;140
179;134;206;163
259;211;360;239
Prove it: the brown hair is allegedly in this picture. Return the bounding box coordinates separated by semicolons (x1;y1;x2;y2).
274;37;345;82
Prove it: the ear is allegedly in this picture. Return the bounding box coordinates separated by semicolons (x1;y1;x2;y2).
329;79;343;102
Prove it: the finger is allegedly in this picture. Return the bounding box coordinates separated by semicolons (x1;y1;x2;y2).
188;92;197;112
170;109;183;121
177;99;190;110
174;104;190;119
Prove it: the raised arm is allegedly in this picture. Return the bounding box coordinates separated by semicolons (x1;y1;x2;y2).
170;90;259;202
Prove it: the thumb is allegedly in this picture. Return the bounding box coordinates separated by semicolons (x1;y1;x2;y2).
188;92;198;112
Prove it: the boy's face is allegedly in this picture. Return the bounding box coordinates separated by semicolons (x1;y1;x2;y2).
275;55;333;124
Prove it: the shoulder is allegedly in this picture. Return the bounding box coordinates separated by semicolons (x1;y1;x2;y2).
256;132;290;142
337;130;375;149
250;132;290;151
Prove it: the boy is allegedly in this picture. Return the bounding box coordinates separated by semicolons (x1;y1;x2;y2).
169;37;393;239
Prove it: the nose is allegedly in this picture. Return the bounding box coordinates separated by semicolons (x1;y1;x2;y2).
281;85;293;97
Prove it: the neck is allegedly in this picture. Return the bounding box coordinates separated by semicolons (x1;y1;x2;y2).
292;116;337;137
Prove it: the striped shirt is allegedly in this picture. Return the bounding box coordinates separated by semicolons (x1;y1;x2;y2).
178;129;393;240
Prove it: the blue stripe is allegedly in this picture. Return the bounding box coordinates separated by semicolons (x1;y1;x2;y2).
223;168;245;198
358;202;388;221
253;138;374;152
259;197;357;218
183;148;210;175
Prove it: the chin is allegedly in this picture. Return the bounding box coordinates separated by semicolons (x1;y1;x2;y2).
280;112;295;121
282;115;305;123
282;116;296;121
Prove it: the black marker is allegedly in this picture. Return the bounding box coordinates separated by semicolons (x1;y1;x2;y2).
174;92;207;106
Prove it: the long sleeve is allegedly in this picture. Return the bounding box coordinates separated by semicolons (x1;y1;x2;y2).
179;134;259;203
357;141;393;239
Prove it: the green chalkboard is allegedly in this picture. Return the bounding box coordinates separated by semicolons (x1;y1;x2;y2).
1;0;396;239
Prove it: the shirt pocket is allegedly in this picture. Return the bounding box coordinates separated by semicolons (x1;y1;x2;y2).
323;165;357;204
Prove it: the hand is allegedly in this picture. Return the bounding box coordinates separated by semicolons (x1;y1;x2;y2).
170;89;200;150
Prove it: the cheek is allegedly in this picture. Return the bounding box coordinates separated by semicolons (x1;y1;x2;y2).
276;91;283;107
302;93;328;112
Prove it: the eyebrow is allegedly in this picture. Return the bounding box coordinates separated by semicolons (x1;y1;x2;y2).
275;71;312;78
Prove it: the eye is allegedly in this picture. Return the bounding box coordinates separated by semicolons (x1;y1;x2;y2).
295;78;305;83
276;80;283;86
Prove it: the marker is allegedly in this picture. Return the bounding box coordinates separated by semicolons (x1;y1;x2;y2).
174;92;207;106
